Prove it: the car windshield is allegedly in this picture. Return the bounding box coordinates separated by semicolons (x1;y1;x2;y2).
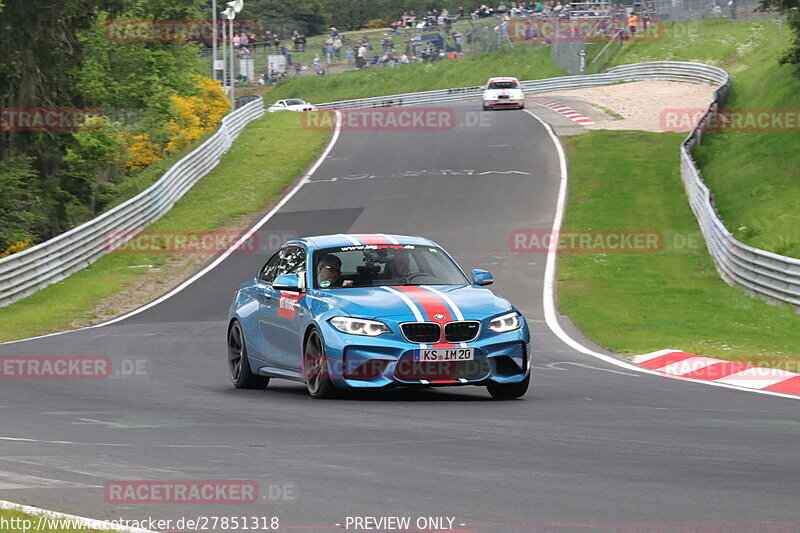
313;244;469;289
488;81;519;90
285;99;307;105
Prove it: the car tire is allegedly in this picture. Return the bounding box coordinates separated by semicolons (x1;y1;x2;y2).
304;329;339;399
228;321;270;389
486;374;529;400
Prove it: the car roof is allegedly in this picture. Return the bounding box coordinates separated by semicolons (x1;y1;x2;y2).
487;77;520;82
292;234;439;249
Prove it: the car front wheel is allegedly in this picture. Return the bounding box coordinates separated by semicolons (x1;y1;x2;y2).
304;329;338;399
486;374;529;400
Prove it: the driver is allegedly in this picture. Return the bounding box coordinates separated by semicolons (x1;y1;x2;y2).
317;254;352;288
386;250;413;281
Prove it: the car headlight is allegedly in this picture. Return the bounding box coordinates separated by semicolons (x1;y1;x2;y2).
488;312;521;333
330;317;392;336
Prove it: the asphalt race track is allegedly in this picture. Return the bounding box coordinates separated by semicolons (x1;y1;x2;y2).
1;103;799;532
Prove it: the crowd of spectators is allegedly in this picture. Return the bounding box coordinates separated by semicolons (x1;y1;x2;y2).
241;1;658;84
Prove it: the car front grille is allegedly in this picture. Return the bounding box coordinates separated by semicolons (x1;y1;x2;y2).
400;322;441;343
401;321;481;344
444;321;480;343
394;354;491;382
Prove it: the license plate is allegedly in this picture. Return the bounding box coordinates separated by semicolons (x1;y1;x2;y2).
415;347;474;362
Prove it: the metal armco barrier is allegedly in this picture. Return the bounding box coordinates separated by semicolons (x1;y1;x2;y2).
3;62;797;310
0;98;265;307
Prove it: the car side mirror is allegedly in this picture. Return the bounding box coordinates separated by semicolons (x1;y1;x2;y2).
472;269;493;286
273;274;301;291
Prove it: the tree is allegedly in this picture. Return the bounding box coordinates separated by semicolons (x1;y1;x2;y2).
0;157;46;249
760;0;800;75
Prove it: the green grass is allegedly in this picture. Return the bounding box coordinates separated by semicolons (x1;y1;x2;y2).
265;45;563;104
0;112;331;342
610;18;780;66
0;508;117;532
607;17;800;259
558;130;800;366
609;19;800;256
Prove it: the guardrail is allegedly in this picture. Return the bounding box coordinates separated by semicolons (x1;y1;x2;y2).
681;79;800;309
313;61;728;109
0;97;265;307
4;61;797;310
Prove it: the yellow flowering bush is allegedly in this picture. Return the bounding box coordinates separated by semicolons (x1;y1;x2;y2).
165;75;230;152
0;239;33;258
122;132;163;171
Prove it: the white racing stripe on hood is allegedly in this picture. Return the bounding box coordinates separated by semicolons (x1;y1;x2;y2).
380;286;427;349
379;234;400;244
339;234;362;246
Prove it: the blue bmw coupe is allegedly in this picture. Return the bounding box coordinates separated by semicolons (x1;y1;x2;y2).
227;234;531;399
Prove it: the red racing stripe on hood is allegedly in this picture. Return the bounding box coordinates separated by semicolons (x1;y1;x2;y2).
393;286;455;347
350;234;391;245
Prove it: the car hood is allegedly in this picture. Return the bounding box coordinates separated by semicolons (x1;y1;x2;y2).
483;88;524;99
312;285;513;321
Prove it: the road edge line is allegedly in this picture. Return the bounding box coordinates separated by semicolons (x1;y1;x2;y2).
0;499;159;533
524;109;799;401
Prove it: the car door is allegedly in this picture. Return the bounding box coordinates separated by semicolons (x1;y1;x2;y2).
259;245;308;371
244;249;283;366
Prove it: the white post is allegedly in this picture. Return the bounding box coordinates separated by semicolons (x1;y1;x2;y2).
212;0;218;80
229;17;235;111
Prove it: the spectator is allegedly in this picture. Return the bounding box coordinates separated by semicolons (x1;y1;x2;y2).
628;12;639;35
325;43;333;66
294;63;302;77
329;27;339;37
452;30;464;52
313;54;321;74
333;36;342;59
357;44;368;68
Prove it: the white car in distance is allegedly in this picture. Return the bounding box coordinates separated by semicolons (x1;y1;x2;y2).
267;99;319;112
482;77;525;110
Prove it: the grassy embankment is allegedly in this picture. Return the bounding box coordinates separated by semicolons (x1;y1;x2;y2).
559;19;800;365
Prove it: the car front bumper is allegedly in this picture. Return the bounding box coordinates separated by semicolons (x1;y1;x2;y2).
483;100;525;109
318;323;531;389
